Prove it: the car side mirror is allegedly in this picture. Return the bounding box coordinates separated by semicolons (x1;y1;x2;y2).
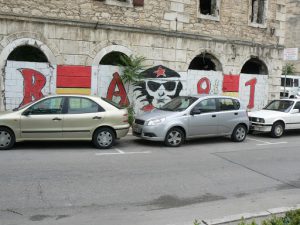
291;109;300;114
191;108;201;116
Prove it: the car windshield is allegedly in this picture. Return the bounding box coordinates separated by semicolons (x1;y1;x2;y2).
160;96;198;111
263;100;294;112
12;99;40;111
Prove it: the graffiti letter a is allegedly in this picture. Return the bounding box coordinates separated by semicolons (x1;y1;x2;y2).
19;68;46;107
107;72;129;107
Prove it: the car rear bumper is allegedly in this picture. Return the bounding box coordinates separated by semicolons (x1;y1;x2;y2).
115;125;130;138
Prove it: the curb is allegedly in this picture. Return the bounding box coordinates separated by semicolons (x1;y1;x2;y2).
199;205;300;225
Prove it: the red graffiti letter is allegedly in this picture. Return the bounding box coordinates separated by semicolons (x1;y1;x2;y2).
245;78;257;109
197;77;211;94
19;68;46;107
107;72;129;106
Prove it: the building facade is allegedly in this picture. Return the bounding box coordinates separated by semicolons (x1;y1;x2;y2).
285;0;300;74
0;0;287;112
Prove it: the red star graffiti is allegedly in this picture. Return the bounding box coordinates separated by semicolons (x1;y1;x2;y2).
154;66;166;78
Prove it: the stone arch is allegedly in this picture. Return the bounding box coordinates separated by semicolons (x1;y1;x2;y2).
188;51;223;72
0;37;58;68
240;56;269;75
92;44;132;66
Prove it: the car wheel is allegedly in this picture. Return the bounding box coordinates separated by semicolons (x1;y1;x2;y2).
271;122;284;138
0;127;15;150
164;128;184;147
93;127;115;149
231;124;247;142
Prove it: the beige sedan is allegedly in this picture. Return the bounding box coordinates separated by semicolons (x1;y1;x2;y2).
0;95;130;150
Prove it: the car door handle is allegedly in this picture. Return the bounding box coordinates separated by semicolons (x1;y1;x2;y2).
234;112;238;115
93;116;102;120
212;115;216;118
52;117;62;121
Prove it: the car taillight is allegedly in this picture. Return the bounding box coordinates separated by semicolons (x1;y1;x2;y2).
123;113;128;123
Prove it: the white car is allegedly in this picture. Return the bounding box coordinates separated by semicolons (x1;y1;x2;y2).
249;99;300;138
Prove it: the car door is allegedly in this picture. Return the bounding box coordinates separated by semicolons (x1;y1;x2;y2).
285;101;300;130
20;97;65;139
188;98;218;137
216;98;240;134
62;97;106;139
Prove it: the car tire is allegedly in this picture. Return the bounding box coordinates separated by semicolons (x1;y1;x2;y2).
0;127;15;150
164;128;184;147
271;122;284;138
231;124;247;142
93;127;115;149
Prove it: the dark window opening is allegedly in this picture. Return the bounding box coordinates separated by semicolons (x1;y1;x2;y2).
189;53;222;71
100;51;129;66
251;0;266;24
241;58;268;75
199;0;217;16
7;46;48;63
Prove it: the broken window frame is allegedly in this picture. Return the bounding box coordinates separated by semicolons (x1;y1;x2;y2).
197;0;221;21
248;0;268;28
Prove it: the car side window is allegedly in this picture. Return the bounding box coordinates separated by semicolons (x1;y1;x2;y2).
218;98;239;111
293;102;300;111
193;99;217;113
29;97;64;115
67;97;104;114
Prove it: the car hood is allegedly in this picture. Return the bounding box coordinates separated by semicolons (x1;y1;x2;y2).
135;109;182;121
0;111;13;117
248;110;287;119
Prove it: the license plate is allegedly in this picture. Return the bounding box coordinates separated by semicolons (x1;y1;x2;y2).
133;125;142;133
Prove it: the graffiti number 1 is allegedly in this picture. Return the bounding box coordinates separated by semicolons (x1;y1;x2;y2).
245;78;257;109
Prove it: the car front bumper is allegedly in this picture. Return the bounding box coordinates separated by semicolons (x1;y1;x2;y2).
250;122;272;132
132;123;166;141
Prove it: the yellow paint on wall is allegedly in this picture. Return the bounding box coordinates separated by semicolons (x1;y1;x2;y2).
56;88;91;95
223;92;239;97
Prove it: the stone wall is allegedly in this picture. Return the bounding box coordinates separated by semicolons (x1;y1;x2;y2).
0;0;287;110
285;0;300;73
0;0;286;45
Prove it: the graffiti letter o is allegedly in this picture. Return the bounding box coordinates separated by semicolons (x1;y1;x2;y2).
197;77;211;94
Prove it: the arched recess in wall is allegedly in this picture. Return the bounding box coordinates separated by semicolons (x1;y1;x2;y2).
188;52;223;71
7;45;48;63
0;38;57;68
240;57;269;75
92;45;132;66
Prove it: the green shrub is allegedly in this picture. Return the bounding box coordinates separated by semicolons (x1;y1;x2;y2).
236;210;300;225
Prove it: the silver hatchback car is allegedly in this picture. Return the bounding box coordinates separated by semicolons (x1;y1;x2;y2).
133;96;249;147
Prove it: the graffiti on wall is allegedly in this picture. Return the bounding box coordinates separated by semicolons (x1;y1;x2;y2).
56;65;91;95
106;72;129;106
134;65;183;111
4;62;268;112
4;61;55;110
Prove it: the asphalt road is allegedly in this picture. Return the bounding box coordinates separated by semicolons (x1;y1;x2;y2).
0;131;300;225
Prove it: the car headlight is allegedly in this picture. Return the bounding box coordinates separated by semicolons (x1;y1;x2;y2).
146;118;166;126
256;118;265;123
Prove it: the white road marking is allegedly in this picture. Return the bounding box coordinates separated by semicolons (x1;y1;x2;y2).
247;138;287;146
247;138;270;144
95;148;151;156
257;142;288;146
115;148;125;154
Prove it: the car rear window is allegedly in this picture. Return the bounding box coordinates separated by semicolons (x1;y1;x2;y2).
101;98;125;109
